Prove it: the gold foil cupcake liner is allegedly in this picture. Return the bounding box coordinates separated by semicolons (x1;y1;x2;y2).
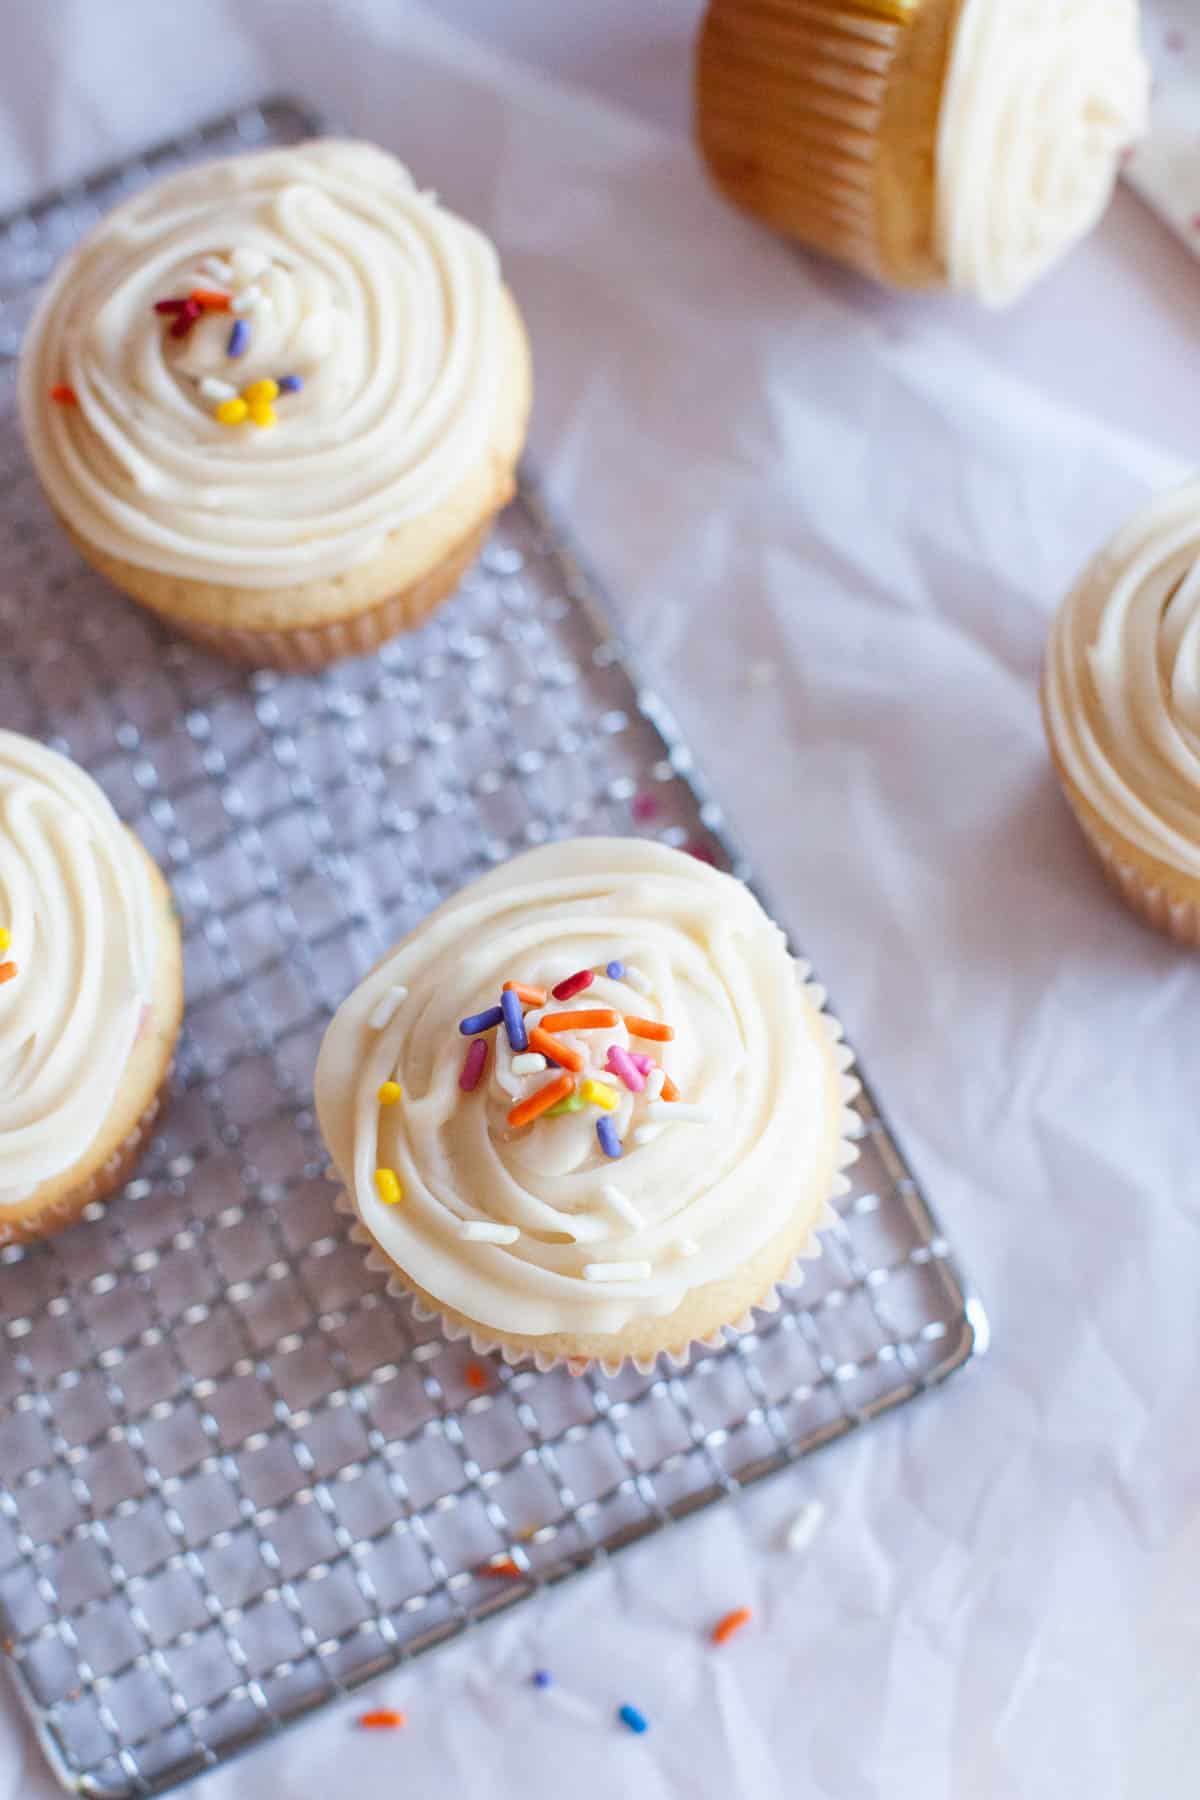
339;978;863;1378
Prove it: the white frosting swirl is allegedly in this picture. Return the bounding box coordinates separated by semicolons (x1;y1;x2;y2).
0;732;158;1208
1045;480;1200;877
315;839;848;1339
935;0;1149;307
18;140;504;587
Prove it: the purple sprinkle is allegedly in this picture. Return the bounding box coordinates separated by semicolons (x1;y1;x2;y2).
532;1669;553;1689
278;373;303;393
606;1045;645;1094
500;988;528;1053
459;1038;489;1093
227;318;249;358
459;1005;504;1036
605;961;625;980
596;1116;622;1160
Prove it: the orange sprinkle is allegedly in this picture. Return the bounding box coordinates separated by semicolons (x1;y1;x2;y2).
710;1606;753;1646
0;963;16;986
358;1708;406;1730
507;1073;575;1130
49;384;77;406
660;1073;680;1102
625;1016;674;1042
481;1557;522;1579
503;981;547;1007
527;1026;582;1073
189;287;231;310
540;1010;619;1034
465;1362;488;1391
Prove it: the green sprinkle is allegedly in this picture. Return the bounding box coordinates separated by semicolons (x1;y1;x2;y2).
545;1093;586;1117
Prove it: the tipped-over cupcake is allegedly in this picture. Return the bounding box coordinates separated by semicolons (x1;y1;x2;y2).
18;139;531;669
0;731;184;1242
696;0;1149;307
315;838;859;1374
1043;479;1200;944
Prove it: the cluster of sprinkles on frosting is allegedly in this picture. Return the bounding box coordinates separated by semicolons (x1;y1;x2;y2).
150;252;304;429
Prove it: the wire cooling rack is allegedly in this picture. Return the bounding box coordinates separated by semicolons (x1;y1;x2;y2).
0;99;987;1798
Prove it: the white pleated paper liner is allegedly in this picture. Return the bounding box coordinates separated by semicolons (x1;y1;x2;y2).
336;974;862;1379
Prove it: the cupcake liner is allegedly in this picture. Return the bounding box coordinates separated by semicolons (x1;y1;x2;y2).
339;981;862;1379
1062;789;1200;947
0;1080;167;1248
695;0;955;289
68;514;495;672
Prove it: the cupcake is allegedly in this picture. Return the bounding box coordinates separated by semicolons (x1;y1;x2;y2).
695;0;1149;306
1043;479;1200;944
18;139;531;669
315;838;859;1375
0;731;184;1242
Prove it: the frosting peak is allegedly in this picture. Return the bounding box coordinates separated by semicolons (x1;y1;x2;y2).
936;0;1149;307
18;139;504;587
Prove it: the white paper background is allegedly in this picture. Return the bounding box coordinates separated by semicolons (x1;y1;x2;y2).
2;3;1198;1796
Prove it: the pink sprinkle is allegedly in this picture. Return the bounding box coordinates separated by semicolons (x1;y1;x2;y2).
552;969;594;1002
688;840;718;865
606;1045;645;1093
631;793;659;822
460;1038;489;1092
628;1052;654;1075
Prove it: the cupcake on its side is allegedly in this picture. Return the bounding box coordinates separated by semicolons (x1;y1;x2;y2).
315;838;859;1374
18;139;531;669
695;0;1149;307
1043;480;1200;944
0;732;184;1241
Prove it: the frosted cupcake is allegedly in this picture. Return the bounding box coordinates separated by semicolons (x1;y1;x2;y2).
315;838;859;1374
0;731;184;1242
1043;479;1200;944
695;0;1149;306
18;139;531;669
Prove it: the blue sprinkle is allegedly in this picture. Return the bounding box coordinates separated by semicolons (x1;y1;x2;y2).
278;373;303;393
500;988;528;1053
605;961;625;980
532;1669;553;1689
226;318;249;358
459;1005;504;1036
596;1116;622;1160
618;1704;648;1735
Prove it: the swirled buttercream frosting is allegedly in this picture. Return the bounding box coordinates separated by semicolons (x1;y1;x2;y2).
18;139;505;587
0;732;157;1208
315;838;852;1339
936;0;1149;307
1045;480;1200;878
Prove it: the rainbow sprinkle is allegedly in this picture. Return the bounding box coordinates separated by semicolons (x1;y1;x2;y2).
552;969;593;1001
278;373;303;393
500;987;528;1052
226;318;249;358
459;1038;489;1092
606;1045;645;1094
0;963;16;986
596;1116;622;1159
376;1081;402;1106
605;961;625;979
374;1168;402;1207
710;1606;752;1646
358;1708;406;1731
49;383;77;406
460;1005;504;1036
618;1704;649;1734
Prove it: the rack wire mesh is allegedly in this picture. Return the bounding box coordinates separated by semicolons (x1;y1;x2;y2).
0;99;986;1798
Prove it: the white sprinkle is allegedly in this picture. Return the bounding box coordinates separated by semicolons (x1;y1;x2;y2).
199;376;238;402
785;1500;826;1554
644;1102;714;1125
231;247;268;282
368;985;409;1030
623;966;650;995
631;1125;663;1146
602;1186;644;1231
231;284;262;314
199;256;233;283
511;1053;548;1076
644;1067;666;1102
459;1222;520;1244
677;1238;700;1258
583;1261;652;1282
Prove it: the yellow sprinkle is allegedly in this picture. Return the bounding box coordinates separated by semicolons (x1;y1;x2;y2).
581;1078;619;1112
377;1081;403;1107
243;377;279;405
215;396;248;426
248;400;276;429
374;1168;403;1207
0;930;9;954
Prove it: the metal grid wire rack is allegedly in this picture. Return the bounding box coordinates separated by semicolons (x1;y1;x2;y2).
0;99;987;1798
